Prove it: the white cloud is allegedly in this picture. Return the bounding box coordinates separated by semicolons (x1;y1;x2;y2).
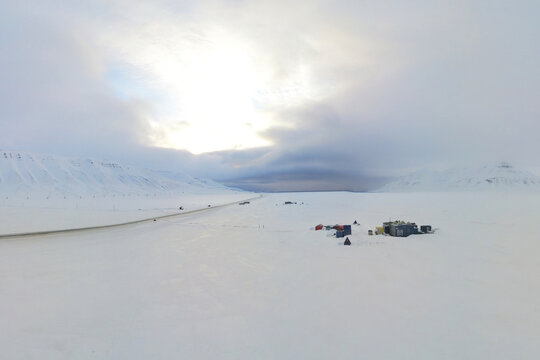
1;0;539;190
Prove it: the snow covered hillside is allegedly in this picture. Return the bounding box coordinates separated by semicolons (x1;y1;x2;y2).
378;163;540;192
0;151;252;233
0;150;232;198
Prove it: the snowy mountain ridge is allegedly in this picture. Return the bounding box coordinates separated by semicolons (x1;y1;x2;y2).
0;150;234;198
378;163;540;192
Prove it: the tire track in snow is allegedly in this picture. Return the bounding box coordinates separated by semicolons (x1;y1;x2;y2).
0;195;262;239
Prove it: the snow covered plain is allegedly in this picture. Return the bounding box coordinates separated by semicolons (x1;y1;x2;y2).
1;191;539;359
0;192;253;234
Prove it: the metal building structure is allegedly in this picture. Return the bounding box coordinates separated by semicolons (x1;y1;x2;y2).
389;223;417;237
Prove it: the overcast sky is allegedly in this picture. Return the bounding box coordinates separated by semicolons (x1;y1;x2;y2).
1;0;539;191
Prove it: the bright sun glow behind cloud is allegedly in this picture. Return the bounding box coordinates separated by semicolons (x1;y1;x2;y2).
107;26;319;154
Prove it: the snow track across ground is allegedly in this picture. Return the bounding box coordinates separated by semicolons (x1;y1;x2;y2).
0;195;261;239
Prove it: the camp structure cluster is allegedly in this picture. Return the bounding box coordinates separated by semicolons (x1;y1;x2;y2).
369;220;434;237
314;223;355;238
313;219;435;245
314;222;357;246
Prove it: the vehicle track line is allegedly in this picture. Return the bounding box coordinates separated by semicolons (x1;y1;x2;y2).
0;195;262;239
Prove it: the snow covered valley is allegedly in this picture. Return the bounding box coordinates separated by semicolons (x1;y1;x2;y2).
1;191;539;359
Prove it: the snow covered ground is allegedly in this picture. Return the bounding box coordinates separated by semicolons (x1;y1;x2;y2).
1;191;539;359
0;192;254;234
